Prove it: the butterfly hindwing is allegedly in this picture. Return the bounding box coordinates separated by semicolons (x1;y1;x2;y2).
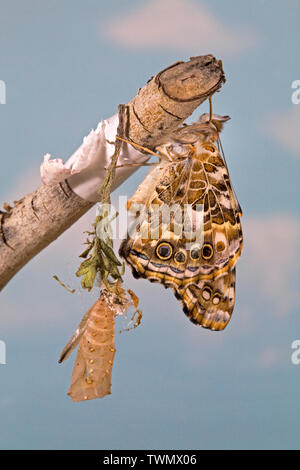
176;268;236;330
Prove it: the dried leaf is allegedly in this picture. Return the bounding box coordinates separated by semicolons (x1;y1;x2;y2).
120;291;142;332
79;244;94;259
80;265;98;291
75;118;124;291
53;275;76;294
128;289;139;309
98;238;122;266
76;257;98;291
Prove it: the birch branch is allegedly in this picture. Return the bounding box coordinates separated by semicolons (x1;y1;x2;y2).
0;55;225;291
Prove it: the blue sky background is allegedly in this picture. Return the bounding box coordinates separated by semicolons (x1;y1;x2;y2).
0;0;300;450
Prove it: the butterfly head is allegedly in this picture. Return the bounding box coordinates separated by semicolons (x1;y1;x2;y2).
153;114;230;161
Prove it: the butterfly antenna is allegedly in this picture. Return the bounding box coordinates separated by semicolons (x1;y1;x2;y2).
207;95;219;138
115;136;162;159
208;96;213;123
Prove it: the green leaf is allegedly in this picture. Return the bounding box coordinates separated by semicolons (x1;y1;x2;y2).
80;263;97;291
99;239;122;266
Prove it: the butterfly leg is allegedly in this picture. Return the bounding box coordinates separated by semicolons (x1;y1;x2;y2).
165;146;177;161
105;162;158;170
115;136;163;160
121;309;143;332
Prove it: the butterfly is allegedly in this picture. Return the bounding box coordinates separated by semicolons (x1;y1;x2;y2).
119;113;243;331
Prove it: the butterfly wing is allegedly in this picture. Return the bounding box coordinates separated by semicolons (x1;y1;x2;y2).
120;120;242;330
189;143;243;280
176;268;236;330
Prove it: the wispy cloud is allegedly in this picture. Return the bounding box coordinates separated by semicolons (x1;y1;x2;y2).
264;106;300;157
102;0;257;57
240;215;300;315
257;347;285;369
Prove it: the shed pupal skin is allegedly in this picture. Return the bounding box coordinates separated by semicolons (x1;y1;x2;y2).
59;284;139;402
